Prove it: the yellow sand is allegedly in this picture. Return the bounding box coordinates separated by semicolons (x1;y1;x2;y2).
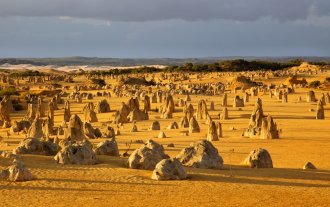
0;70;330;207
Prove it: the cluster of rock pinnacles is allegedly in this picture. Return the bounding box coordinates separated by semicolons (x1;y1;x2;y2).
1;74;323;182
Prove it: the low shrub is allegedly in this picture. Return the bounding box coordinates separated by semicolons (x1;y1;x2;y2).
309;80;321;88
0;88;19;96
13;103;24;111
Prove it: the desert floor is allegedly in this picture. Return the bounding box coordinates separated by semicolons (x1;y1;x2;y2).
0;72;330;207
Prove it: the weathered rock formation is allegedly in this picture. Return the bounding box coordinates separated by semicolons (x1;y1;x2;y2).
217;122;223;138
127;97;140;111
222;93;228;107
282;91;288;103
27;118;44;139
127;140;169;170
244;92;250;103
95;99;111;113
64;114;86;141
306;90;316;102
209;101;215;111
131;123;138;132
83;103;98;123
0;97;11;127
180;116;189;128
188;116;200;133
233;95;244;108
13;138;59;156
220;108;228;120
316;99;325;119
160;94;175;119
196;99;209;120
143;95;151;111
303;162;317;170
113;102;130;124
242;148;273;168
158;131;166;138
26;103;38;120
102;126;116;139
183;103;194;121
94;139;119;156
149;121;160;130
127;108;149;122
64;101;71;122
167;122;179;129
54;141;98;165
83;122;102;139
151;158;187;181
260;115;279;139
207;121;219;141
244;98;264;137
42;116;54;139
0;160;34;182
10;120;31;134
176;140;223;169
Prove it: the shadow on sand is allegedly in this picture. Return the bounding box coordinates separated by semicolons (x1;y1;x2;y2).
272;115;315;120
188;165;330;188
0;184;136;193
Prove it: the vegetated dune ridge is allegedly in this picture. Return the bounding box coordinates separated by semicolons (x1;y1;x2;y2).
0;62;329;207
0;63;167;73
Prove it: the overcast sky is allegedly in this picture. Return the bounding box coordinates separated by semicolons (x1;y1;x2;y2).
0;0;329;58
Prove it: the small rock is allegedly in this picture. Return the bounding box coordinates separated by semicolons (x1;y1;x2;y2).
127;140;169;170
303;162;317;170
0;159;34;182
54;141;98;165
94;139;119;156
176;140;223;169
131;124;138;132
115;130;120;136
242;148;273;168
158;131;166;138
167;143;175;147
151;158;187;181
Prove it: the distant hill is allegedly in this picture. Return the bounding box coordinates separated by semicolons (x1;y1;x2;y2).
1;56;330;67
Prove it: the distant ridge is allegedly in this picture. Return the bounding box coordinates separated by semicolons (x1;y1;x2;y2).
1;56;330;67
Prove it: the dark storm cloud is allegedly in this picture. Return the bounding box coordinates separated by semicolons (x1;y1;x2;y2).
0;0;329;22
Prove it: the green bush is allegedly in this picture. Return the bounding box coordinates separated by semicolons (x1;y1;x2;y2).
90;78;106;86
9;70;45;77
51;83;62;88
0;88;19;96
309;80;321;88
13;103;23;111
